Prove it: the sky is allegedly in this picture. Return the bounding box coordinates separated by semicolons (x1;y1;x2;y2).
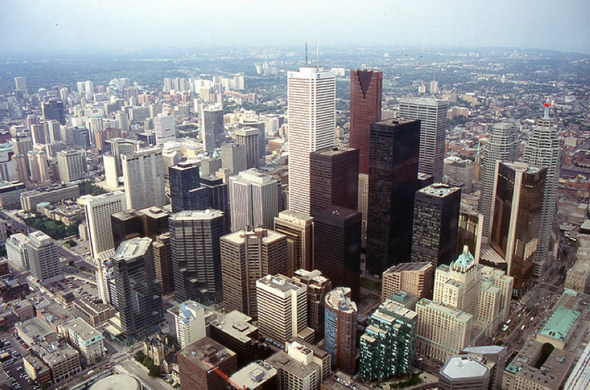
1;0;589;55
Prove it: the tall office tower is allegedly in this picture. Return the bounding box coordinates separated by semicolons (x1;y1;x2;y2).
398;97;448;182
292;269;332;339
229;169;279;232
78;191;126;303
26;151;40;183
57;150;86;183
478;122;519;240
381;262;434;303
324;287;357;374
178;337;238;390
444;156;474;193
439;355;490;390
111;237;163;339
256;274;315;344
366;119;421;274
14;76;27;92
411;184;461;267
350;69;383;175
490;162;545;296
35;150;49;183
26;231;61;284
457;209;484;261
41;98;66;125
154;113;176;145
200;175;230;225
153;233;174;294
31;123;47;146
309;146;359;216
46;120;62;143
359;300;417;381
116;111;129;132
235;127;261;169
170;210;225;304
240;119;266;159
220;228;288;317
287;66;335;215
122;147;166;210
169;162;206;212
202;105;224;152
274;210;314;274
221;143;247;175
103;138;140;189
168;300;206;349
6;233;31;270
314;206;362;302
523;102;560;275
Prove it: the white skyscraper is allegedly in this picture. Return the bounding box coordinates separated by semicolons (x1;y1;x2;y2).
478;122;519;240
398;97;448;182
168;300;206;349
26;231;61;284
229;169;279;231
287;67;335;214
523;102;560;275
57;150;86;183
121;147;166;210
154;113;176;145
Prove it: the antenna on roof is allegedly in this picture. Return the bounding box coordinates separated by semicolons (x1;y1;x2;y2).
316;40;319;67
304;42;308;66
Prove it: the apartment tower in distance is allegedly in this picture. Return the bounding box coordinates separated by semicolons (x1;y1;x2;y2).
287;66;335;215
398;97;448;182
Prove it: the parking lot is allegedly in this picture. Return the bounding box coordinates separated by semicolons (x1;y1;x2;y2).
0;330;38;390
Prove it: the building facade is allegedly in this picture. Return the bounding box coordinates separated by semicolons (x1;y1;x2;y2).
324;287;357;374
229;169;278;232
273;210;314;274
122;147;166;210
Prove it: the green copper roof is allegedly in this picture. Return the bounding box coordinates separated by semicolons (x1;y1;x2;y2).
540;307;580;342
451;246;475;269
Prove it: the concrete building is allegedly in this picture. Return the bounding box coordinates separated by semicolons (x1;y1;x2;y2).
72;297;116;327
153;233;174;294
154;112;176;145
65;318;105;364
381;262;434;302
267;341;326;390
444;156;474;193
20;183;80;212
324;287;357;374
168;300;206;349
287;66;335;215
26;231;61;284
565;260;590;293
229;169;278;232
6;232;31;270
439;355;490;390
23;354;51;385
57;150;86;183
208;309;258;368
122;147;166;210
461;345;507;390
221;143;248;175
229;361;277;390
564;342;590;390
235;127;261;169
202;105;224;153
292;269;332;340
274;210;314;274
178;337;237;390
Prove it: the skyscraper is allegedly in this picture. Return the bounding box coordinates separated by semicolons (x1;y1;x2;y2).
220;228;288;317
523;102;560;275
381;262;434;303
154;113;176;145
122;147;166;210
292;269;332;339
349;69;383;175
235;127;261;169
274;210;315;274
221;143;248;175
41;98;66;125
490;162;545;296
170;210;225;304
26;231;61;285
111;237;163;338
202;105;224;153
324;287;357;374
168;300;206;349
411;183;461;267
153;232;174;294
57;150;86;183
287;66;335;215
14;76;27;92
398;97;448;182
229;169;279;231
366;119;421;274
169;162;206;212
478;122;519;240
309;146;359;216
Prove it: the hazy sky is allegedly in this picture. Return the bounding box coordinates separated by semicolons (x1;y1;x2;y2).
1;0;589;55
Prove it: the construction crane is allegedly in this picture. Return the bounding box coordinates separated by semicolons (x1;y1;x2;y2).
202;359;247;390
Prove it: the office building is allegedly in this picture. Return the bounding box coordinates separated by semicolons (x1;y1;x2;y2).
489;162;545;296
411;184;461;267
72;297;116;327
122;147;166;210
287;66;335;215
42;98;66;125
221;143;248;175
111;237;163;338
103;138;140;189
457;209;483;262
154;113;176;145
314;206;362;302
26;231;61;284
324;287;357;374
349;69;382;175
267;341;325;390
153;232;174;294
229;361;277;390
170;210;225;304
309;146;358;216
6;232;31;270
398;97;447;182
64;318;105;364
235;127;261;168
292;269;332;339
200;174;230;226
111;207;169;249
57;150;86;183
381;262;434;302
220;228;288;317
202;105;224;152
14;76;27;92
256;274;315;345
478;122;519;240
168;300;206;349
229;169;278;231
208;309;258;368
178;337;237;390
366;119;421;274
523;103;561;274
240;119;266;159
439;355;490;390
169;161;206;212
274;210;314;274
461;345;507;390
444;156;474;193
359;300;417;381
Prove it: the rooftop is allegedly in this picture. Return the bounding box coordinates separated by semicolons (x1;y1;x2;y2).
179;337;236;371
66;318;102;341
169;209;224;221
419;183;460;198
384;262;432;274
221;228;286;245
229;361;276;388
256;275;305;295
325;287;357;313
112;237;152;261
440;355;489;379
539;306;580;342
210;310;257;343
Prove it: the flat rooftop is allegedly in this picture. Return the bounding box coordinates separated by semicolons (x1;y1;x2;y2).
221;228;285;245
256;275;304;295
210;310;257;343
229;361;276;388
539;306;580;342
169;209;224;221
441;355;488;379
384;262;432;273
112;237;152;261
418;183;460;198
325;287;357;313
179;337;236;371
66;318;103;341
16;317;55;340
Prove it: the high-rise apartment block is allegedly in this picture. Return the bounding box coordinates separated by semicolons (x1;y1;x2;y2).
359;300;417;381
57;150;86;183
292;269;332;339
287;67;335;215
309;146;358;216
170;210;224;304
411;184;461;267
220;228;288;317
274;210;314;274
229;169;278;231
381;262;434;302
154;112;176;145
444;156;474;193
168;300;206;349
235;127;261;169
324;287;357;374
122;147;166;210
398;97;448;182
366;119;421;274
349;69;382;175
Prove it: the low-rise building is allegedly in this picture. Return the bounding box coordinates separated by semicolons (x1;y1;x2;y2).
19;184;80;211
229;360;277;390
23;354;51;384
65;318;105;364
72;297;116;327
